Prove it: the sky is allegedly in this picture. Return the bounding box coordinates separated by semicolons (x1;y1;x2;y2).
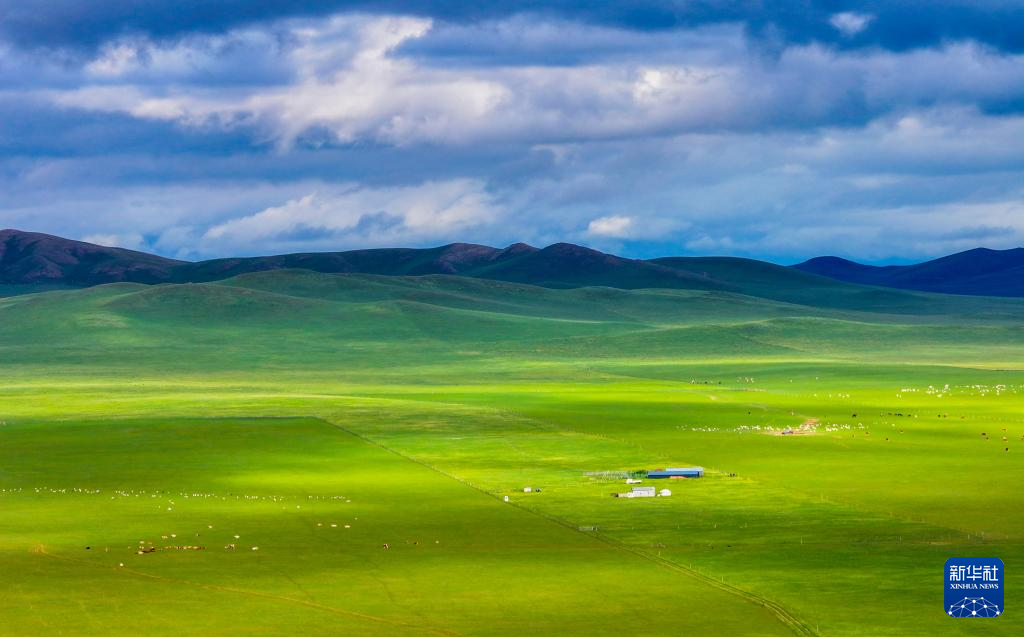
1;1;1023;264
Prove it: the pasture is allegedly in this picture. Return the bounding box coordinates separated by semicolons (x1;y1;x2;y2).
0;271;1021;635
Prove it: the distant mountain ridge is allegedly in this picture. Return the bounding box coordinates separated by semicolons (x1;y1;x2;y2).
794;248;1024;297
0;229;183;285
0;229;733;291
2;229;1023;297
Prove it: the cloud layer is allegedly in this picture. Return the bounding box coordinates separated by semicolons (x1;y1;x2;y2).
1;2;1023;262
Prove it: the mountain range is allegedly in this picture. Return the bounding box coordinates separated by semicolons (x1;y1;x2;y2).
793;249;1024;297
2;228;1023;298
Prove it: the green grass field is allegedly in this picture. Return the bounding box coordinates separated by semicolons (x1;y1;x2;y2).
1;270;1021;635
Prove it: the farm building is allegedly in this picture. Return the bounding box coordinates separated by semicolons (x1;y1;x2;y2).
615;486;656;498
647;467;704;479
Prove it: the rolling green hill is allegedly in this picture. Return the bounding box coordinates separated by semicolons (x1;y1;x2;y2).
0;270;1022;637
3;270;1023;374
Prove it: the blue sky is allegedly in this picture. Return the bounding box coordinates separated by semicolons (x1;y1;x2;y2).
1;1;1022;263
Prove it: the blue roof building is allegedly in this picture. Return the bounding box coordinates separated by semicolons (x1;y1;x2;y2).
647;467;704;478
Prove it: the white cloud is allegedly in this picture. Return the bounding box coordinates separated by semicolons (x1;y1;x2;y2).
57;16;509;147
829;12;873;37
3;104;1023;263
586;215;634;238
200;178;501;253
45;14;1024;152
677;196;1024;263
82;232;145;250
85;43;143;77
685;234;738;254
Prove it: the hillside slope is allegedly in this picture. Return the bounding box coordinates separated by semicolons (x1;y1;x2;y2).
0;230;726;291
794;247;1024;296
0;229;182;285
2;271;1022;376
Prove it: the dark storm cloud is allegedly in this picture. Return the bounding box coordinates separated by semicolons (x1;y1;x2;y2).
4;1;1024;53
1;3;1023;262
0;97;259;157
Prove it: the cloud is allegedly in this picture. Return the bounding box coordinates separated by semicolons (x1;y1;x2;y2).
41;14;1024;154
4;1;1024;55
200;179;501;254
84;42;143;77
711;199;1024;263
50;16;512;147
829;12;873;38
2;8;1024;264
3;104;1022;263
586;215;634;238
82;232;145;250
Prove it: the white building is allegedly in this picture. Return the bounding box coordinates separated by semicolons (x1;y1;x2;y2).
616;486;656;498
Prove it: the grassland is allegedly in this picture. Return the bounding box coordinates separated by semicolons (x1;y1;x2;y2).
1;270;1021;636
